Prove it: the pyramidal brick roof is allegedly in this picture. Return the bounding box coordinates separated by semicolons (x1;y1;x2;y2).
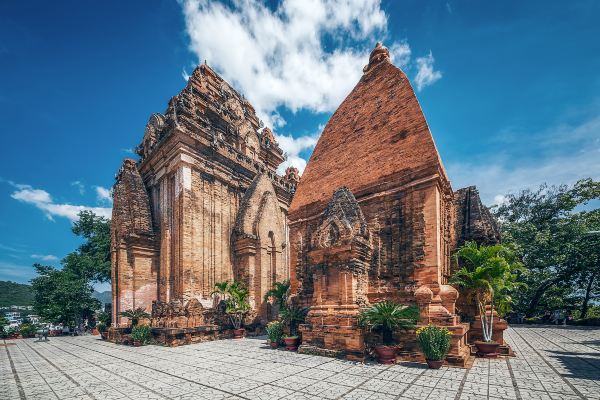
290;43;449;215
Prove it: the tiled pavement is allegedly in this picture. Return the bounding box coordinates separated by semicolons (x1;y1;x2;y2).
1;325;599;400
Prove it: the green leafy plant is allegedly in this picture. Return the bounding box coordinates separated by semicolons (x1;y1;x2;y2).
19;323;38;338
280;304;307;337
266;320;284;344
213;281;251;329
130;324;152;344
119;307;150;327
450;241;524;343
96;322;107;333
358;301;419;345
416;325;451;361
264;280;290;310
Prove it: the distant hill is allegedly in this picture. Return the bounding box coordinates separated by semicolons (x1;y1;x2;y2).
93;290;111;305
0;281;34;307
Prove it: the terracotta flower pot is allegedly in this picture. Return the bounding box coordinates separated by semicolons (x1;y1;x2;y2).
426;359;444;369
374;345;398;364
133;340;142;347
270;341;279;349
100;332;107;340
474;341;500;358
233;328;245;339
284;337;299;351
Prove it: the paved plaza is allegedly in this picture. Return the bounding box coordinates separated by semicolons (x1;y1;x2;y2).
1;325;599;400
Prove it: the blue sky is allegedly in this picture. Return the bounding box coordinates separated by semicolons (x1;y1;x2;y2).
1;0;599;285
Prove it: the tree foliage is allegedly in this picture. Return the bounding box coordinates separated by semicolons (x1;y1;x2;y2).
450;242;524;342
494;179;600;317
30;210;110;325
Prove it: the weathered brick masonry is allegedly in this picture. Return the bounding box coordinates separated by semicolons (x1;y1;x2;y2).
111;43;501;358
111;64;298;328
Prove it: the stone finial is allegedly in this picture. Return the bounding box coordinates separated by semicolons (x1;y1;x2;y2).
414;285;434;304
363;42;391;73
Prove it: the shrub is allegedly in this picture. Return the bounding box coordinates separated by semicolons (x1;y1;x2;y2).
130;324;152;344
96;322;107;332
266;320;284;344
19;323;38;338
416;325;451;361
358;301;419;345
119;307;150;327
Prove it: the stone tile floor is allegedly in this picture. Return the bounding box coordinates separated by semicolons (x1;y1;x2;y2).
1;325;599;400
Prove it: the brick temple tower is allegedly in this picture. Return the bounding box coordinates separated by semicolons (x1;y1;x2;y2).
111;64;297;327
288;43;499;364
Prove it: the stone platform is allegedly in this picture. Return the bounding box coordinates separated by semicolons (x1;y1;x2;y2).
2;325;600;399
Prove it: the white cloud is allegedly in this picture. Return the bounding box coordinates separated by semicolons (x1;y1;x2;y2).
31;254;59;262
9;183;112;222
94;186;113;204
181;0;436;130
276;131;321;175
447;115;600;206
414;51;442;91
71;180;85;195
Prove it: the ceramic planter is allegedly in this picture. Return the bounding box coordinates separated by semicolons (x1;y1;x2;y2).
233;328;245;339
269;341;279;349
426;359;444;369
374;345;398;364
284;337;299;351
474;341;500;358
133;340;142;347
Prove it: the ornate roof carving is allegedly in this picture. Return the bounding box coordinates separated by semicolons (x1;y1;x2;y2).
312;187;369;249
112;159;154;240
136;63;284;171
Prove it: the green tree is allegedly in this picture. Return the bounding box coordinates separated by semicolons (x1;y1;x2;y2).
494;179;600;316
30;210;110;326
450;242;523;342
62;210;111;282
31;264;100;326
264;280;290;310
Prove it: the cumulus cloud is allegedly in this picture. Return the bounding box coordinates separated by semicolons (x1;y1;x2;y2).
181;0;436;125
180;0;441;172
414;52;442;91
276;131;321;175
31;254;59;262
94;186;113;204
10;183;112;222
447;115;600;206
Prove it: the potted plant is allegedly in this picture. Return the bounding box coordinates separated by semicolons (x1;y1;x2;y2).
266;320;284;348
280;304;307;351
97;322;107;339
416;325;451;368
450;241;523;357
19;323;38;338
358;301;419;364
119;307;151;327
223;281;251;338
130;324;152;346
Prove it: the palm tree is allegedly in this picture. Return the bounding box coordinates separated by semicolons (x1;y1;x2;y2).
225;283;251;329
358;301;419;345
211;281;232;303
119;307;150;327
450;241;524;343
264;280;290;311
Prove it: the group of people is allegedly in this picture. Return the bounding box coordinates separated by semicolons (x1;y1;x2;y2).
542;309;574;325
